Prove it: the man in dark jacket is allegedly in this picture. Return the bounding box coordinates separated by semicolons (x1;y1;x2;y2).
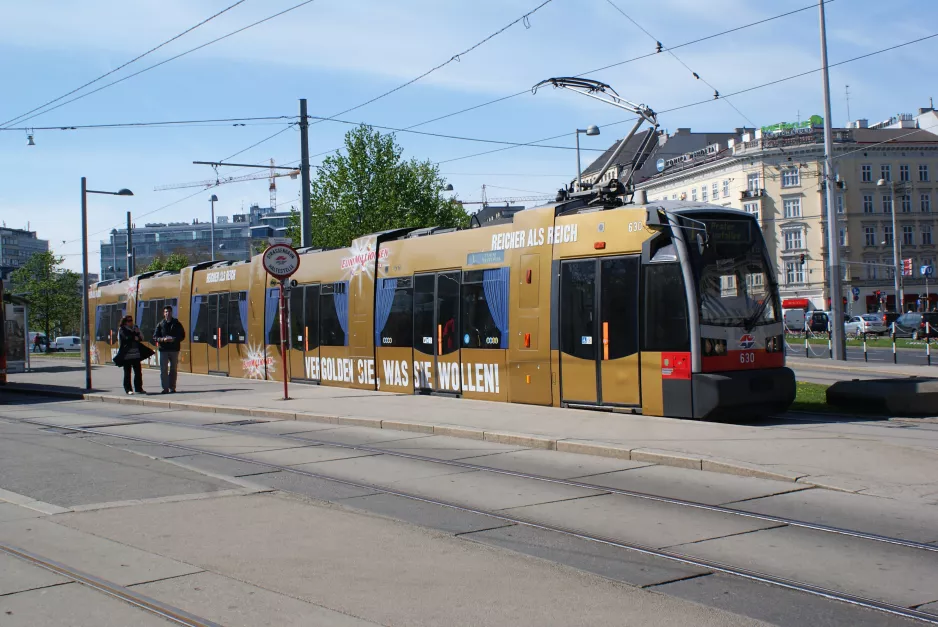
153;305;185;394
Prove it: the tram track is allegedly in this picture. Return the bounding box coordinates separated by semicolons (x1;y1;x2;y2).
14;413;938;625
0;542;221;627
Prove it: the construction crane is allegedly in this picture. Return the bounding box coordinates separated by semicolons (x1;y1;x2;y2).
154;159;299;209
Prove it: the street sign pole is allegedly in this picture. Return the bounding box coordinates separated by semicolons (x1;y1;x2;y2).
262;243;301;402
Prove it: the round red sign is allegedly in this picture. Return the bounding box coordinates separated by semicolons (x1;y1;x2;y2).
262;244;300;279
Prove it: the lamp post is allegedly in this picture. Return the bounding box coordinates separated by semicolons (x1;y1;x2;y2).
209;194;218;261
877;178;906;311
575;125;600;189
81;178;133;391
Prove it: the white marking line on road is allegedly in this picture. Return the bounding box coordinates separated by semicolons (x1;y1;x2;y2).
0;488;70;515
67;488;262;513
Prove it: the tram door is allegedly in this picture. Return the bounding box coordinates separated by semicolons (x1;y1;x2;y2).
413;271;461;393
289;284;320;381
205;292;230;374
560;256;641;407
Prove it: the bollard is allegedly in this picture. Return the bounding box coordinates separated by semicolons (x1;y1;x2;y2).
928;321;932;367
863;332;868;362
804;318;809;358
893;322;898;364
827;319;832;359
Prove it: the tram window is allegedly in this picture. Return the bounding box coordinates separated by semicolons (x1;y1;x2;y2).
601;258;639;359
560;262;596;360
264;288;280;346
289;287;304;350
438;272;460;356
227;291;247;344
95;305;113;341
320;282;348;347
642;264;690;352
377;278;413;347
192;295;209;343
305;285;320;350
413;274;435;355
461;268;509;349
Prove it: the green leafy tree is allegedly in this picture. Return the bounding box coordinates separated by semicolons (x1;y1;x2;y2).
145;252;190;272
289;125;467;247
10;251;82;342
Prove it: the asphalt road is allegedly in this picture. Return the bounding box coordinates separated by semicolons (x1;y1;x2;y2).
1;397;936;626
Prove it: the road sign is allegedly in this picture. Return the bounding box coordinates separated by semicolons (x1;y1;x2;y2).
262;244;300;280
268;237;293;246
851;287;860;297
922;265;935;277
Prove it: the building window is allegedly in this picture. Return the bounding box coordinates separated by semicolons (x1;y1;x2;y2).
882;194;893;214
783;198;802;218
784;230;803;250
920;164;930;182
863;194;874;213
785;262;804;284
781;168;800;187
691;188;697;202
867;263;877;280
743;202;759;221
711;182;718;199
864;226;876;246
722;180;729;197
901;195;912;213
922;225;933;245
671;193;677;200
861;164;872;182
839;227;847;246
881;164;891;182
922;193;932;212
884;225;893;245
900;164;910;182
747;173;760;192
701;186;708;202
904;225;915;245
836;194;845;214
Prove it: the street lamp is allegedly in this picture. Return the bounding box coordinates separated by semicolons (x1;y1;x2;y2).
877;178;905;311
81;178;133;391
575;125;600;189
209;194;218;261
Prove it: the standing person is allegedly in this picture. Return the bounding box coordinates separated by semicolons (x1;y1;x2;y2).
117;315;147;395
153;305;185;394
32;334;42;353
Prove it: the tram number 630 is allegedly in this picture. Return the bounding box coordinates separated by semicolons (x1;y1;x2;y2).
739;352;756;364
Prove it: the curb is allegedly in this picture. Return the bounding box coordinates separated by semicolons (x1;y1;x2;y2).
0;384;838;492
786;358;935;378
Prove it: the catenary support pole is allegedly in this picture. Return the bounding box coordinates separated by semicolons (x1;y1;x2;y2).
279;281;289;400
81;177;92;390
818;0;845;360
126;211;134;278
299;99;312;248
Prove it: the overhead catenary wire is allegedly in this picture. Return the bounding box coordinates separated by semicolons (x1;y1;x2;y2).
4;0;318;128
1;116;294;131
0;0;251;129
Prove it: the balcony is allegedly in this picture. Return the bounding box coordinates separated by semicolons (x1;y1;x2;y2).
740;189;766;200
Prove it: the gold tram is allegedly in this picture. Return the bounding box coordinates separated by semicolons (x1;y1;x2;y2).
89;199;795;420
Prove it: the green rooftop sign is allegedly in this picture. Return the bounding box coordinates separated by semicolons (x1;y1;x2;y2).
761;115;823;135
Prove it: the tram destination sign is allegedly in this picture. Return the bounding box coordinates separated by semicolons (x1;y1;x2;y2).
262;243;300;280
707;219;751;245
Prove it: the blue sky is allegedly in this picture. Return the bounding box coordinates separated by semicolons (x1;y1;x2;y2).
1;0;935;273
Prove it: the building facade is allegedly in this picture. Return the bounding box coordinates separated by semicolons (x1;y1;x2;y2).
99;204;280;280
635;111;938;314
0;227;49;280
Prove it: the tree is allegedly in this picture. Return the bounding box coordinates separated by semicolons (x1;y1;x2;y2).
289;125;468;248
145;252;190;272
10;251;81;342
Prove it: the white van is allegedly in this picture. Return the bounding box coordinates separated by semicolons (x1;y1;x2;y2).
51;336;81;352
782;309;806;332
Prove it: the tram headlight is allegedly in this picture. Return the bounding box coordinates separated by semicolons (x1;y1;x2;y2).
702;338;727;356
765;335;784;353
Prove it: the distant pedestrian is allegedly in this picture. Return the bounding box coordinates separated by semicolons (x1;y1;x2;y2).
32;335;42;353
153;305;185;394
116;315;151;395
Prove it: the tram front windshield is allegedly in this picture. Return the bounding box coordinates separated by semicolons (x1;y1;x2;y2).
683;215;780;328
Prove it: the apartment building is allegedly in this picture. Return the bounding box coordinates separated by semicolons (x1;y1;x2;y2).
634;109;938;314
0;227;49;280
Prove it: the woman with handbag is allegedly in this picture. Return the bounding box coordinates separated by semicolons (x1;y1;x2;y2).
115;315;152;395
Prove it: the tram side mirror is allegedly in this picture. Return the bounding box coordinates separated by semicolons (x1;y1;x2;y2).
696;233;707;255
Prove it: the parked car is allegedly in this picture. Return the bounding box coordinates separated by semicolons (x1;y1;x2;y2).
808;311;830;333
844;314;888;337
892;312;938;340
51;336;81;352
881;312;901;329
782;309;806;332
